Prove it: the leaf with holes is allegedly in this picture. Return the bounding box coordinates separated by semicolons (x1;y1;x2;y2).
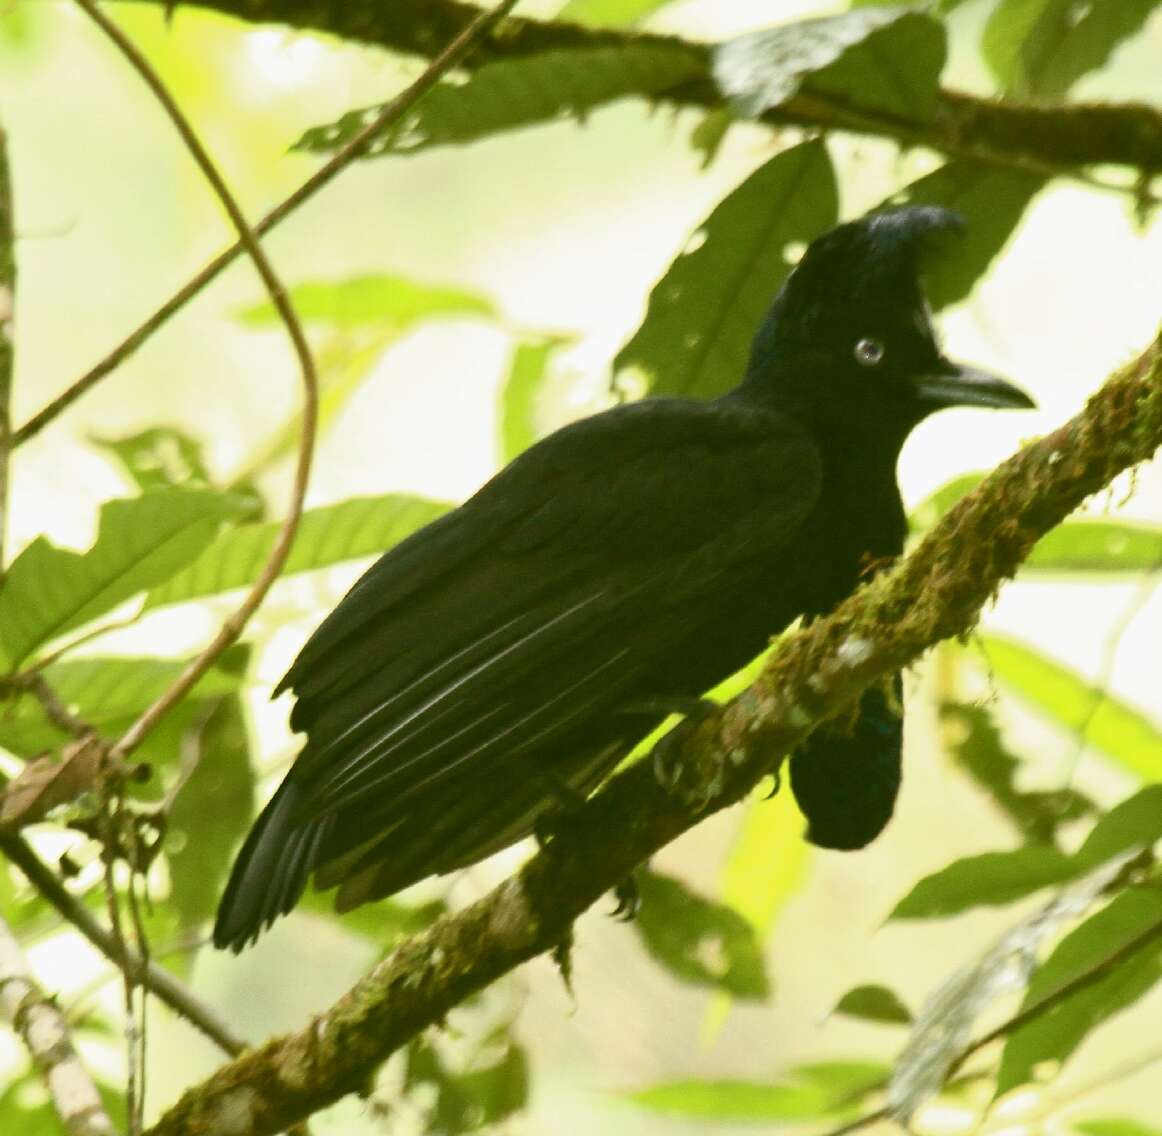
615;139;838;400
884;161;1045;309
0;490;242;669
294;45;703;157
144;494;450;610
633;869;769;999
714;8;945;122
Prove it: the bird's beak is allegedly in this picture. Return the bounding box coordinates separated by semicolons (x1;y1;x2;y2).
914;358;1036;410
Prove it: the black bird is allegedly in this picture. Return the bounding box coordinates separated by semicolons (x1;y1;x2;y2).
214;205;1033;951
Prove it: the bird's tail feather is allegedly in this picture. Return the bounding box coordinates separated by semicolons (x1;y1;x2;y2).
213;780;322;952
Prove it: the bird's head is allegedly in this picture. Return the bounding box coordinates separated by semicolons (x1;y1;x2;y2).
743;205;1034;435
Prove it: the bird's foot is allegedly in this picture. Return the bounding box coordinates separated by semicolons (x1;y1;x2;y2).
611;871;642;921
763;767;783;800
645;698;720;791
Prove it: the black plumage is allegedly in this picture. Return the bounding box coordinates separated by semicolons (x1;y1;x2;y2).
214;205;1033;952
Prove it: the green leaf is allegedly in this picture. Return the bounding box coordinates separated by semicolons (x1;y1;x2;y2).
406;1036;528;1133
90;426;211;493
235;275;497;330
0;490;242;669
294;45;703;157
974;634;1162;781
144;494;450;611
983;0;1156;97
885;161;1045;308
889;847;1081;920
1075;785;1162;867
556;0;675;25
1075;1119;1162;1136
627;1062;886;1121
833;984;913;1025
166;684;255;935
499;339;572;463
615;139;838;400
714;9;945;122
633;870;769;999
0;653;243;759
940;703;1093;844
1027;521;1162;572
909;472;986;533
997;887;1162;1096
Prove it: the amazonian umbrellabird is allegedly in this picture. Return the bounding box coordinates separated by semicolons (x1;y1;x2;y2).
214;205;1034;952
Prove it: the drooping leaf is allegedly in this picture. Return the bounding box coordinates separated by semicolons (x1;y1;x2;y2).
633;869;769;999
940;702;1093;844
235;275;497;330
294;45;703;157
1075;1119;1162;1136
0;490;243;669
144;494;450;611
556;0;675;25
983;0;1156;98
627;1062;887;1121
889;846;1080;920
615;139;838;400
499;338;573;462
973;635;1162;781
0;653;243;759
714;9;945;122
996;887;1162;1096
833;984;913;1025
166;681;255;936
885;161;1045;309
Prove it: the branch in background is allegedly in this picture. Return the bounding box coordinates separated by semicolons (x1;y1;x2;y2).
0;122;15;575
0;913;117;1136
0;831;247;1056
12;0;521;449
142;328;1162;1136
120;0;1162;174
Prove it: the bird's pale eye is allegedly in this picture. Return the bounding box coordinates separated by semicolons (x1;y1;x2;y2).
854;337;885;367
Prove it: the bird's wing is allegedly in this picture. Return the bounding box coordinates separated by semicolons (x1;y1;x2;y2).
282;399;819;848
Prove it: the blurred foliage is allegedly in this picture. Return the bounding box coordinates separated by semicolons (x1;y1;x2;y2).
1;0;1161;1132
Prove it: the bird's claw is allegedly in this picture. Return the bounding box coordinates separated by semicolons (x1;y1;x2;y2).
611;874;640;921
763;768;783;800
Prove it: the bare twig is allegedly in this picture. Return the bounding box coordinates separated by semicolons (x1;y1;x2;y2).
141;328;1162;1136
0;830;247;1055
0;912;117;1136
12;0;522;448
70;0;319;762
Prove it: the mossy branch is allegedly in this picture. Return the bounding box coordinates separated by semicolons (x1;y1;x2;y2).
144;325;1162;1136
125;0;1162;175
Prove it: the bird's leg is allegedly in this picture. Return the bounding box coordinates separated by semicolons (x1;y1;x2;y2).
532;771;588;849
624;697;720;791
